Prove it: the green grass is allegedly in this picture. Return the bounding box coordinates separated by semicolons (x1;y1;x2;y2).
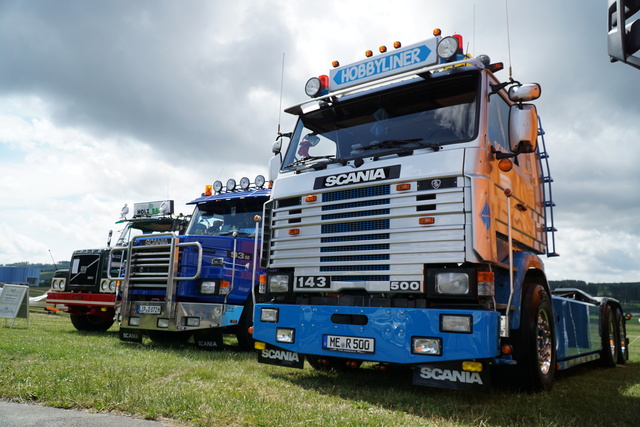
1;305;639;426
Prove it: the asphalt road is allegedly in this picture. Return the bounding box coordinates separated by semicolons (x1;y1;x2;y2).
0;401;182;427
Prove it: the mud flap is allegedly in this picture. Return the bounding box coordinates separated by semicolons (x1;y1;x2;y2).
412;361;491;392
193;330;224;351
257;343;304;368
119;328;143;343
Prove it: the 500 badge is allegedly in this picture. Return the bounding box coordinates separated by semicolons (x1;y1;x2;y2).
390;281;421;291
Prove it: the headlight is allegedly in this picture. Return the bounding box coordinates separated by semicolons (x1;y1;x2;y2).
129;316;140;326
260;308;279;323
437;36;459;61
100;279;109;292
435;272;470;295
109;281;117;292
412;337;442;355
268;275;290;293
157;318;170;328
276;328;295;343
200;281;217;295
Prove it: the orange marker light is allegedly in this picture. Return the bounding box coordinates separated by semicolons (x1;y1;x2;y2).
289;228;300;236
396;183;411;191
332;60;340;68
379;45;387;53
305;195;317;202
477;271;495;283
419;217;435;225
204;184;213;196
365;50;373;57
393;41;402;49
498;158;513;172
433;28;442;36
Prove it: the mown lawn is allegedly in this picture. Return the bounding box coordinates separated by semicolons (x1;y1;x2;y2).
1;304;638;426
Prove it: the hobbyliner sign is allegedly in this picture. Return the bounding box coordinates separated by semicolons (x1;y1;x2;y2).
313;165;401;189
329;37;439;91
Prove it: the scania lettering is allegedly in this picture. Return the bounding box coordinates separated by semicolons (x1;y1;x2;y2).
253;30;629;391
46;200;188;332
114;177;269;350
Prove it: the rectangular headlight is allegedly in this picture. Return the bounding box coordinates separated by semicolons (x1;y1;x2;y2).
260;308;279;323
276;328;295;343
435;272;470;295
441;314;473;333
200;281;217;295
185;317;201;327
157;318;170;328
129;316;140;326
411;337;442;356
268;274;290;293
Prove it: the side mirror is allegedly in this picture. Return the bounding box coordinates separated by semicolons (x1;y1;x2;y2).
272;140;282;154
508;83;541;102
509;104;538;154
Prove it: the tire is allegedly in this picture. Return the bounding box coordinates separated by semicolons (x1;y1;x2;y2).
513;282;556;392
614;307;629;365
70;314;114;332
236;296;255;351
599;304;618;367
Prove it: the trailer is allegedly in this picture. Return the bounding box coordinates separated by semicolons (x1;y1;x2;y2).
252;30;629;391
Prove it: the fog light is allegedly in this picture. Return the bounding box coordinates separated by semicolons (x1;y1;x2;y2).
129;316;140;326
157;318;170;328
261;308;279;323
412;337;442;355
441;315;472;333
276;328;295;343
254;341;266;350
462;361;483;372
185;317;200;327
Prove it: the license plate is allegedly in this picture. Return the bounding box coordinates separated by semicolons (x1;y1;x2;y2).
137;305;162;315
323;335;375;354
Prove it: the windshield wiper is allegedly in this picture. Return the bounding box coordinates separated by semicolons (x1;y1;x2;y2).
356;138;424;152
284;155;336;169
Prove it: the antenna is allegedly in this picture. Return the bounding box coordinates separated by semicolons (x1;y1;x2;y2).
48;249;58;270
276;52;285;138
504;0;514;80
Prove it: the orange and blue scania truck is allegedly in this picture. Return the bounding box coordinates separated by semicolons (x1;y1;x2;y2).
252;30;629;391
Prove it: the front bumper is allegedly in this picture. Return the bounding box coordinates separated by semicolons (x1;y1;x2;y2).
253;304;500;364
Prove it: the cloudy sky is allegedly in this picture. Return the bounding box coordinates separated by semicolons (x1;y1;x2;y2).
1;0;638;283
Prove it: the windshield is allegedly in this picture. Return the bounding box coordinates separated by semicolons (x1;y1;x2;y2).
186;197;267;238
282;71;479;170
114;218;187;246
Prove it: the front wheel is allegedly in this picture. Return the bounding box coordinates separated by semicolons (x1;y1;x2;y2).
614;307;629;365
70;313;114;332
513;282;556;392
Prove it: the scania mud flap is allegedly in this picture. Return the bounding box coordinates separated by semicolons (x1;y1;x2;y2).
193;330;224;351
119;328;143;343
412;361;490;392
257;343;304;369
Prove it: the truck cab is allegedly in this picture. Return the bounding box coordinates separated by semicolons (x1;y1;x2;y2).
116;176;269;350
252;31;627;391
46;200;188;332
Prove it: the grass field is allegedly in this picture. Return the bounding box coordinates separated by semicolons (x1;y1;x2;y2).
1;291;638;426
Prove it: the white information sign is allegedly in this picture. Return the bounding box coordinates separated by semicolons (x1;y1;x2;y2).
0;284;30;328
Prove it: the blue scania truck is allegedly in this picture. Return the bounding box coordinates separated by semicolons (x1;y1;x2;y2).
116;176;269;350
252;30;629;391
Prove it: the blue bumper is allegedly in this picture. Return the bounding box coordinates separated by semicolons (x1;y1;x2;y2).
254;304;501;364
